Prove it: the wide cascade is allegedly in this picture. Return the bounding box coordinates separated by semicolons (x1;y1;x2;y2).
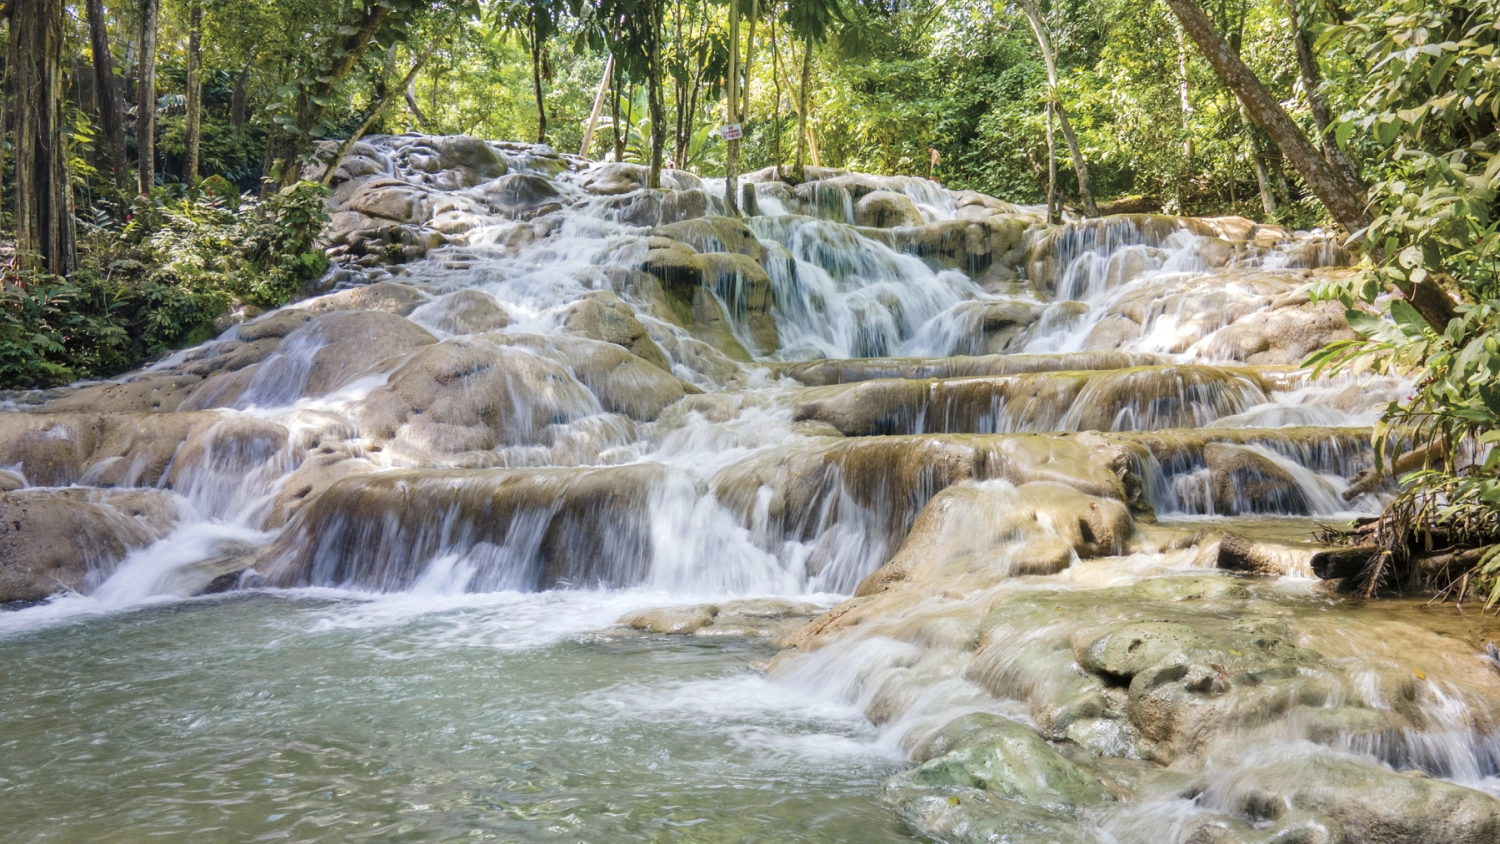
3;136;1498;842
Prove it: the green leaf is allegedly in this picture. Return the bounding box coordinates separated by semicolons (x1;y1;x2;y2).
1390;299;1429;335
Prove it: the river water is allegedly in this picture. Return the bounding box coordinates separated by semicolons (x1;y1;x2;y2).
0;589;915;842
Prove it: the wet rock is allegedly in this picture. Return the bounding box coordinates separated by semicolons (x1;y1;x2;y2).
855;190;924;228
164;415;290;489
562;291;672;370
1215;533;1319;577
0;468;24;491
655;216;763;261
1201;300;1357;366
40;374;206;414
0;411;215;486
619;605;719;634
476;172;560;215
410;289;512;335
351;338;600;454
1202;442;1308;515
299;281;428;317
856;481;1133;596
265;463;665;590
0;488;178;602
299;310;440;398
235;309;318;342
778;351;1167;387
1201;752;1500;844
508;333;690;421
345;178;434;225
906;712;1112;808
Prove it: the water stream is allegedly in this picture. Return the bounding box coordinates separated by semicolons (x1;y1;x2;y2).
3;139;1497;843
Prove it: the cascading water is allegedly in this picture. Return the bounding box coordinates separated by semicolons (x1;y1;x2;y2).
3;137;1493;844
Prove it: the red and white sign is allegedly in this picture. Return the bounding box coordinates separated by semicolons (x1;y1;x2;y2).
720;123;743;141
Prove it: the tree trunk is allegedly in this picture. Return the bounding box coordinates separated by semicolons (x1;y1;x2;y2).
610;56;623;161
647;0;665;188
0;17;9;222
724;0;740;214
11;0;74;275
1020;0;1095;217
185;0;203;183
231;56;254;142
136;0;159;194
1052;104;1095;216
769;15;783;179
1176;22;1193;159
1252;148;1277;216
792;35;811;182
742;0;757;122
580;54;613;158
1162;0;1367;230
530;13;546;143
85;0;130;192
1045;102;1057;224
1282;0;1362;196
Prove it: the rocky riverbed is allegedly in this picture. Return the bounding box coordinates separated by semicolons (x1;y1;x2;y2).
2;134;1496;842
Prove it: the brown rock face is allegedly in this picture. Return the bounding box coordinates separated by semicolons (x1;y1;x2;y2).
0;489;178;602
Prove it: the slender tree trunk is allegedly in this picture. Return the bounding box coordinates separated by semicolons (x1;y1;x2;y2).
581;53;613;158
1045;102;1057;225
0;17;9;224
1052;105;1094;216
231;56;254;142
769;16;783;179
1252;147;1277;216
1176;22;1193;159
185;0;203;183
647;0;665;188
136;0;159;194
792;35;811;181
724;0;740;214
610;56;623;161
1282;0;1362;195
530;14;546;143
742;0;757;122
1020;0;1095;216
1163;0;1367;230
12;0;74;274
85;0;130;192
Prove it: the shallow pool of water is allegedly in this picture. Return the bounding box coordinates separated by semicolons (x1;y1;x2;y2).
0;590;918;843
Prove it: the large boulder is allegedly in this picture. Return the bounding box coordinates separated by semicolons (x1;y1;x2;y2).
854;190;924;228
0;411;215;486
855;480;1133;596
349;337;602;457
562;291;672;370
0;488;178;602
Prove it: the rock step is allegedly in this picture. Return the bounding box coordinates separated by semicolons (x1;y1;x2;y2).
775;351;1170;386
792;364;1308;436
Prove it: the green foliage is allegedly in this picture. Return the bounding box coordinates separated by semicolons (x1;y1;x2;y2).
0;182;330;389
1306;0;1500;596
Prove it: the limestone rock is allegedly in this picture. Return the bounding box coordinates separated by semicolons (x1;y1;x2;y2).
411;289;512;335
855;190;924;228
0;488;178;602
299;281;428;317
562;291;672;370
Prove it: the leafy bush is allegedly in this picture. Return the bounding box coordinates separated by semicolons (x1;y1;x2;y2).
1308;0;1500;600
0;181;330;389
